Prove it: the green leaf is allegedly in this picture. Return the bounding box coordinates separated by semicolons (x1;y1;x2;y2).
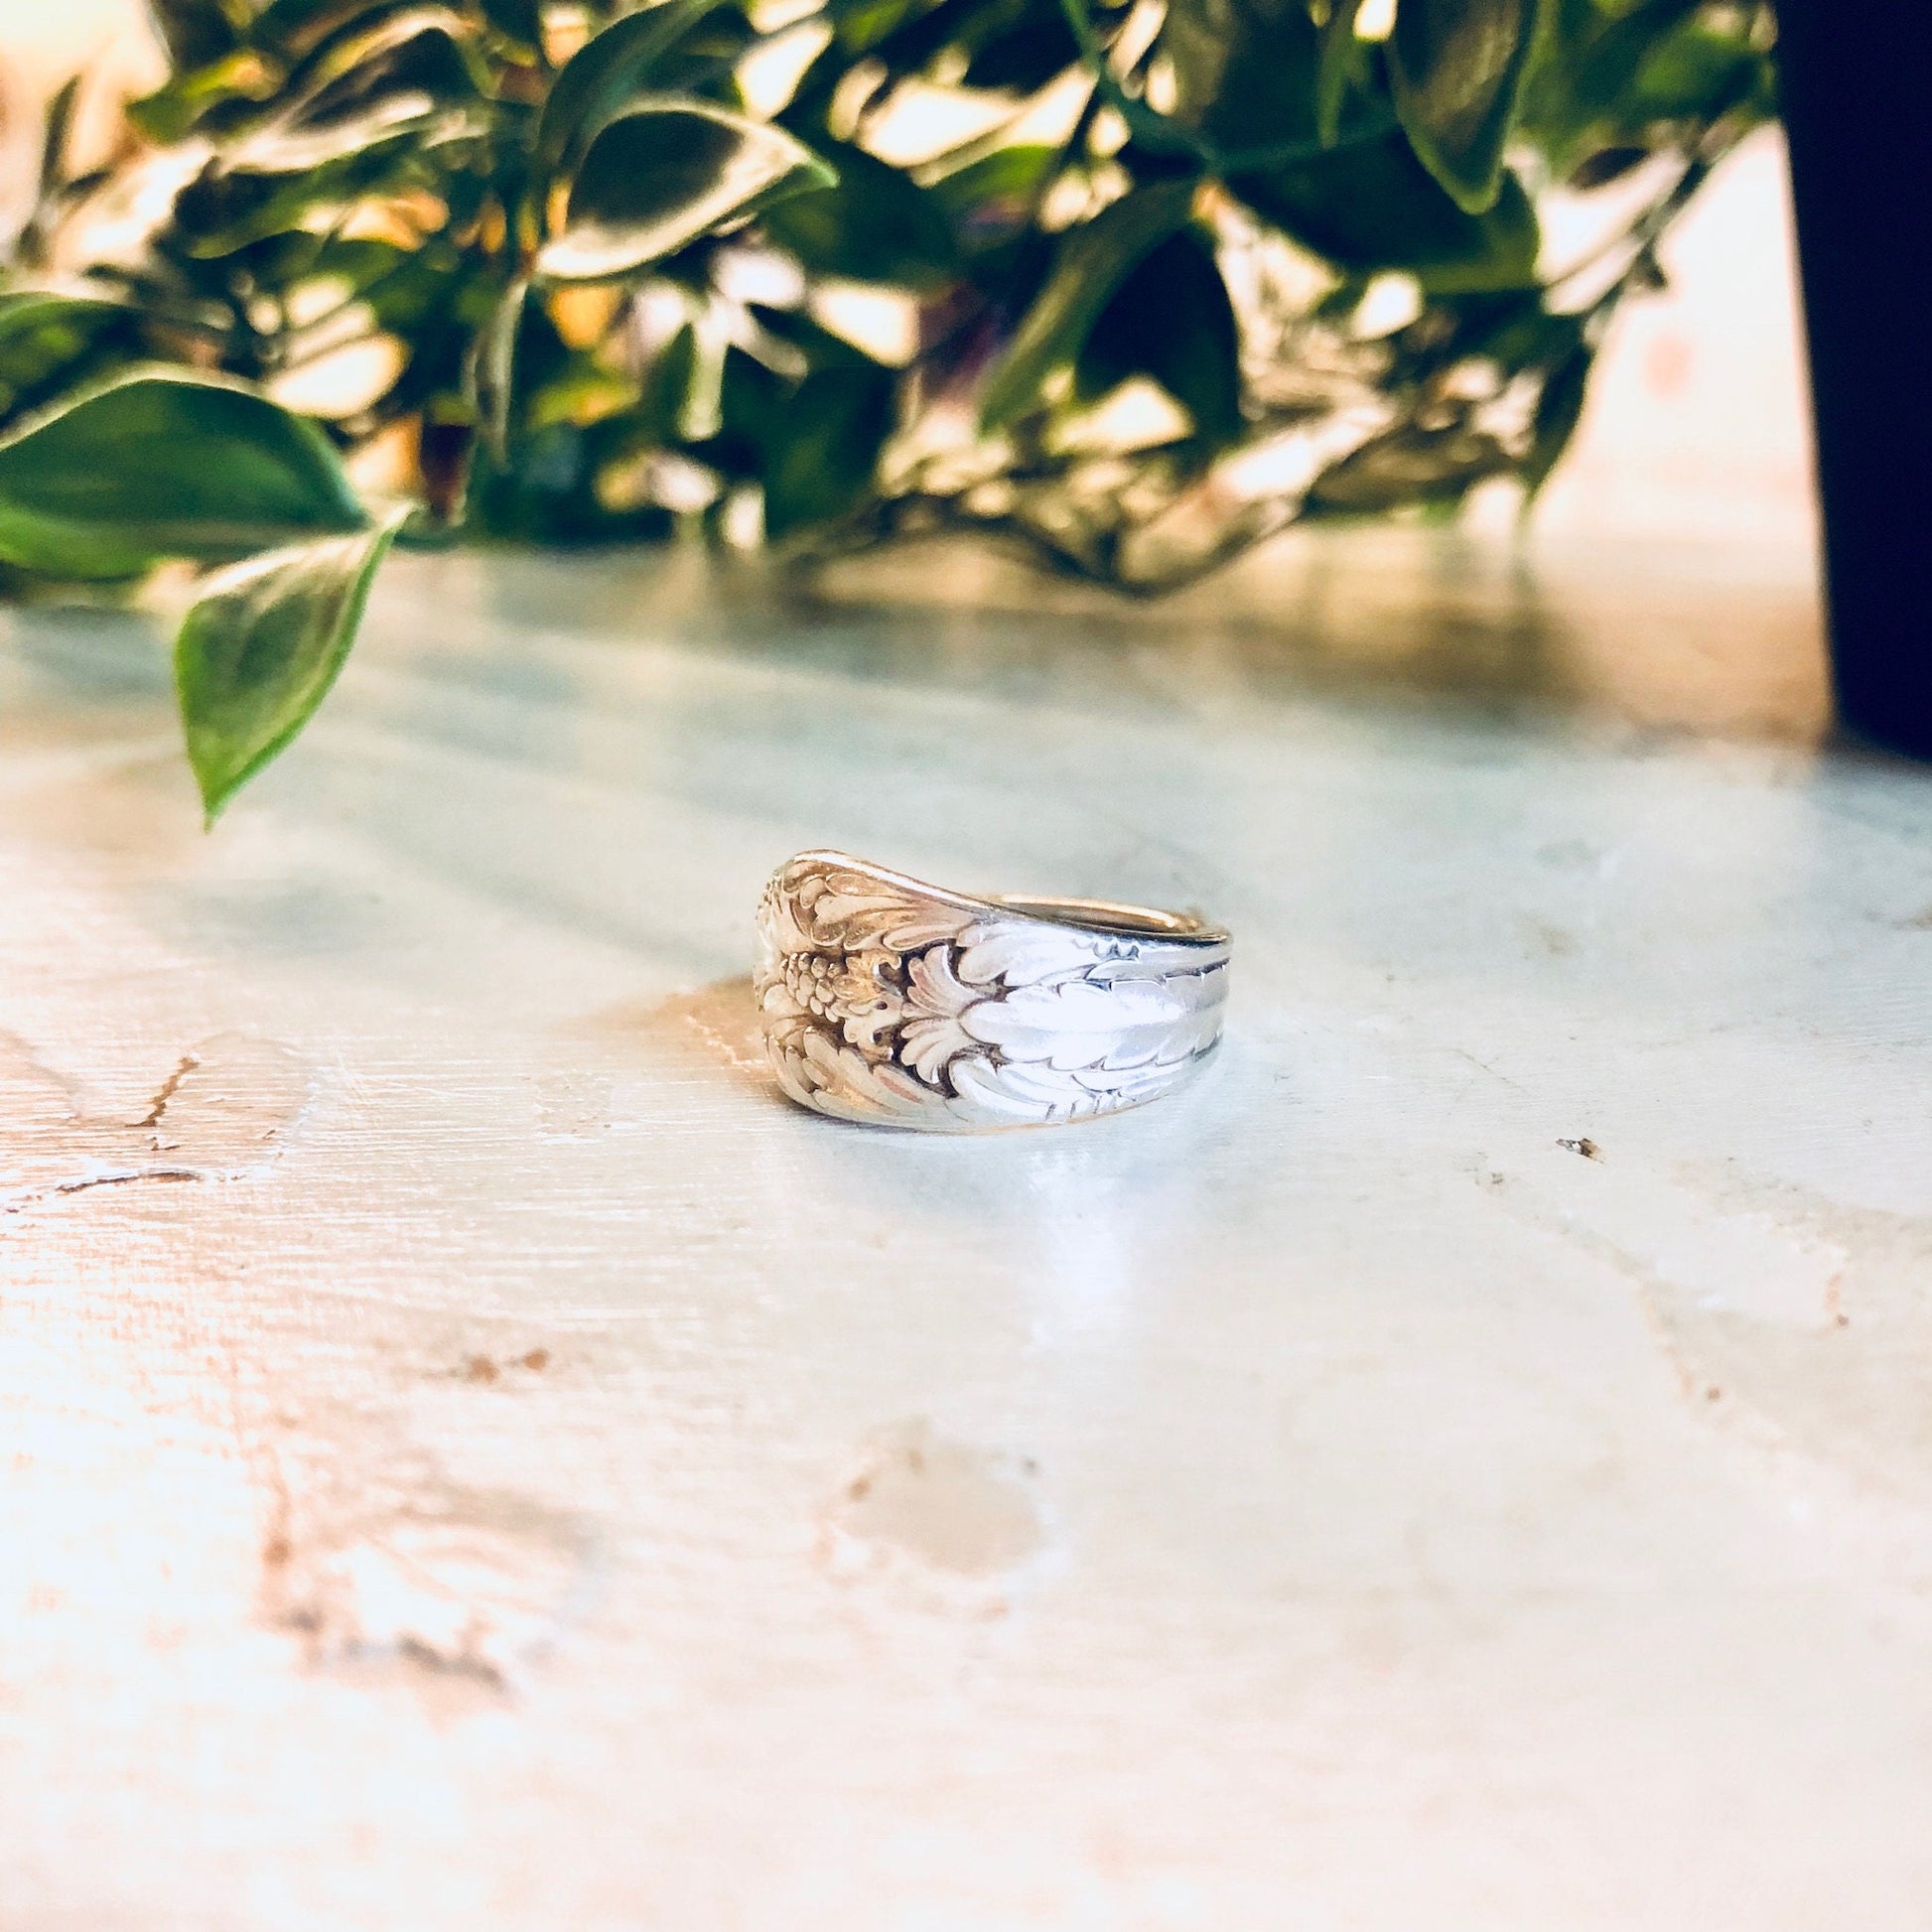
148;0;245;69
535;0;737;181
286;5;486;114
1075;227;1242;448
751;304;883;371
222;4;486;175
0;292;133;421
0;290;127;357
1163;0;1323;153
760;140;958;287
928;143;1058;249
1316;0;1367;146
1521;0;1697;149
1231;129;1538;290
1386;286;1574;380
1388;0;1543;213
695;343;787;480
468;275;529;461
248;0;427;61
535;100;835;284
223;95;482;178
637;322;703;443
176;509;405;822
172;95;486;253
127;50;284;145
825;0;927;57
761;365;896;540
479;0;541;53
1308;422;1510;512
1521;339;1592;498
39;76;81;203
0;370;366;580
979;179;1198;431
961;0;1080;91
1519;0;1771;174
1627;18;1764;122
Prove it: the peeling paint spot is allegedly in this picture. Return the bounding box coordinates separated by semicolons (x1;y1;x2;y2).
820;1421;1049;1607
452;1348;552;1385
261;1485;594;1697
1473;1151;1932;1511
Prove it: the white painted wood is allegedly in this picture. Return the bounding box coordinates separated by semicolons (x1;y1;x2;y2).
3;523;1929;1932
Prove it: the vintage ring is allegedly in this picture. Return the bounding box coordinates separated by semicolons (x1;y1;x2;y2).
755;850;1231;1131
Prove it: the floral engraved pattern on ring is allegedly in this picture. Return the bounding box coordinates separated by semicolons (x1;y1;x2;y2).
755;853;1231;1131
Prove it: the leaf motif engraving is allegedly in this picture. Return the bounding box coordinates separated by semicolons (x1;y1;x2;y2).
945;1053;1176;1125
898;945;984;1084
780;859;972;954
954;920;1117;989
962;973;1224;1072
770;1022;936;1126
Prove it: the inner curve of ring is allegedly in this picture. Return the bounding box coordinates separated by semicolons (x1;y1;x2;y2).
984;894;1218;940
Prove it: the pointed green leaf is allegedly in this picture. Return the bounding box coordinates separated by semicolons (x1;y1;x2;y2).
760;140;958;287
176;510;405;821
172;109;478;254
0;292;133;421
762;365;896;540
1308;422;1511;513
0;370;366;580
961;0;1080;91
1517;0;1711;168
468;274;530;462
169;8;485;188
1521;340;1592;498
534;0;736;181
480;0;541;53
250;0;444;62
1316;0;1366;146
39;76;81;202
288;5;484;111
1232;129;1538;290
1163;0;1323;152
1075;228;1242;447
1389;0;1543;213
223;96;481;178
147;0;244;70
127;49;284;145
928;144;1058;248
978;180;1197;432
534;100;834;285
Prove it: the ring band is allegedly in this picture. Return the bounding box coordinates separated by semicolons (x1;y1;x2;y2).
755;850;1231;1131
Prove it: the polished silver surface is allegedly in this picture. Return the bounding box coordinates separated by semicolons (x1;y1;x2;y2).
755;850;1232;1131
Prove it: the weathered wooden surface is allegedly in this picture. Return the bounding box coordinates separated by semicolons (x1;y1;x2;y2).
4;524;1930;1931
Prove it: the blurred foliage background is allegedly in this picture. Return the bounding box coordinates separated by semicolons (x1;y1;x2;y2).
0;0;1779;810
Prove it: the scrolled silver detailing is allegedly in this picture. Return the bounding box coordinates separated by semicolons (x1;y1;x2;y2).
755;850;1230;1131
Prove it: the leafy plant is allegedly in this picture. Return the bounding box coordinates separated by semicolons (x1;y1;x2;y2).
0;0;1777;814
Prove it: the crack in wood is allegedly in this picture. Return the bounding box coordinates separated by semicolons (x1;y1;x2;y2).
135;1053;201;1130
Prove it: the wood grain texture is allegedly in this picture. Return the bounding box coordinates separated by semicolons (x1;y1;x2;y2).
3;523;1929;1932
